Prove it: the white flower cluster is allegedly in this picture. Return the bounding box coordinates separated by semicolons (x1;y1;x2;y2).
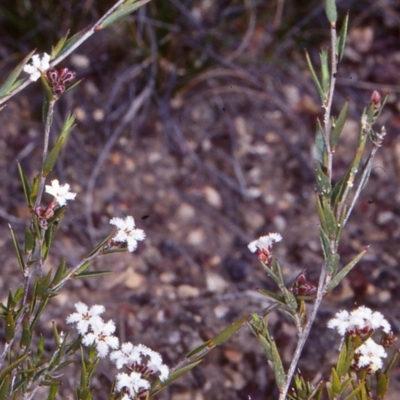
45;179;76;207
110;216;146;253
248;232;282;253
23;53;51;81
66;302;119;358
355;338;387;372
67;303;169;400
328;306;391;372
111;343;169;399
328;305;391;336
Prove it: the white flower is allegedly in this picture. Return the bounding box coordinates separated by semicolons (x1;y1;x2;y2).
115;371;150;398
248;232;282;253
111;343;169;382
23;53;51;81
82;319;119;358
328;306;391;336
110;216;146;252
66;302;105;335
45;179;76;206
355;338;387;372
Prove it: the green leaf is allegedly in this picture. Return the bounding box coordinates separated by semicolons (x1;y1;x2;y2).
86;232;115;257
337;12;349;61
270;339;286;390
52;26;91;61
0;49;36;98
20;318;32;349
17;162;32;207
50;259;67;287
315;119;326;165
331;367;340;394
319;226;331;259
99;0;152;30
256;288;285;304
152;359;203;395
0;353;30;382
305;50;324;102
213;316;248;346
5;311;15;343
282;287;297;311
327;248;367;292
376;372;389;399
0;373;10;400
43;113;76;176
343;385;362;400
322;197;337;239
8;224;25;273
325;0;337;24
51;30;70;59
74;270;113;279
326;253;340;275
24;228;35;254
316;163;332;197
331;100;349;150
320;50;330;95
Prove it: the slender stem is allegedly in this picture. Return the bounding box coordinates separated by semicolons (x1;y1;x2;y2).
51;251;101;292
0;0;127;107
34;100;55;210
278;266;327;400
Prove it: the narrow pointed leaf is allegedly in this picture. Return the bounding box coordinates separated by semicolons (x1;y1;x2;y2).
17;163;32;206
43;114;76;175
74;270;112;279
53;26;91;61
20;318;32;349
0;50;36;97
315;119;326;165
270;339;286;390
152;359;203;394
51;30;70;59
8;224;25;273
320;50;330;94
0;374;10;400
327;248;367;292
305;51;324;102
337;12;349;61
99;0;152;30
316;163;332;197
331;101;349;150
24;228;35;254
325;0;337;24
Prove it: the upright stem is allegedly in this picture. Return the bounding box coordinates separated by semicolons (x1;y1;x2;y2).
279;267;327;400
34;100;55;210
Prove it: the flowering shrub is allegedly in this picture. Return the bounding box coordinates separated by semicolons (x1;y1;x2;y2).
0;0;397;399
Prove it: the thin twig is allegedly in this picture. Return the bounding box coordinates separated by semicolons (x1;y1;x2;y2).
279;265;327;400
323;22;338;181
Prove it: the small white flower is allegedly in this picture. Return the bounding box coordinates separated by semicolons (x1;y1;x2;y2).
45;179;76;206
110;343;169;382
328;306;391;336
23;53;51;81
248;232;282;253
110;216;145;252
355;338;387;372
115;371;150;398
82;319;119;358
66;302;105;335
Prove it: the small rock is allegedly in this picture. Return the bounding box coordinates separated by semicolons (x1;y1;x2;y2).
206;272;229;293
177;284;200;299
